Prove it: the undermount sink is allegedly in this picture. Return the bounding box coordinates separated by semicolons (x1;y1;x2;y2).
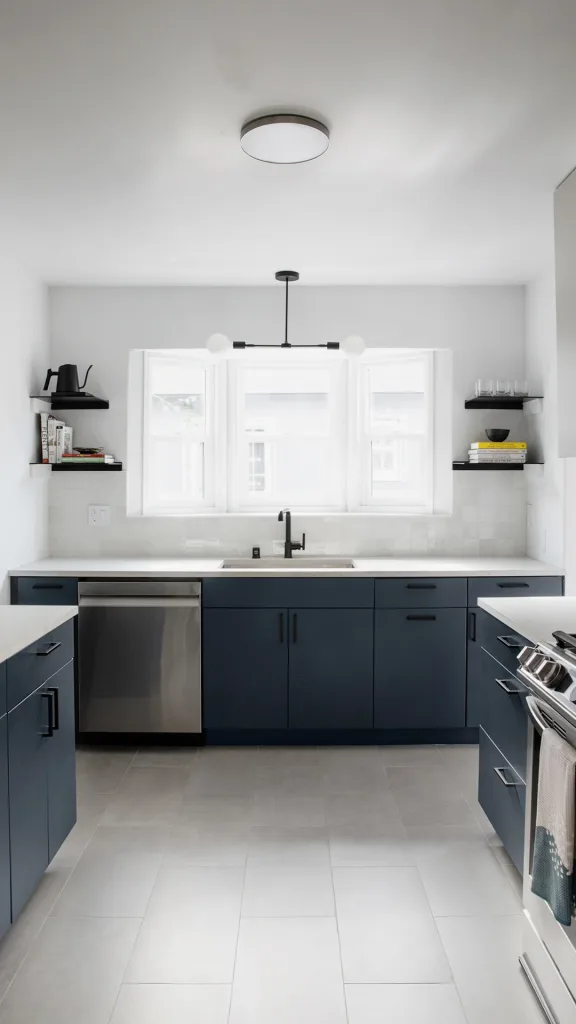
220;557;356;569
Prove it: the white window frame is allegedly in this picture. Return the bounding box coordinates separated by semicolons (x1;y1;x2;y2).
347;349;435;514
139;350;226;515
128;347;450;517
228;350;348;512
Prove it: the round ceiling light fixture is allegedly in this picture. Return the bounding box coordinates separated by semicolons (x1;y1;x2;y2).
240;114;330;164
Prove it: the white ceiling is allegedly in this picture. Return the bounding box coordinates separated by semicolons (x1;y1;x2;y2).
1;0;576;284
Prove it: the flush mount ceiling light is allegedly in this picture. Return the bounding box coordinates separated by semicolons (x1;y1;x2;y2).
205;271;365;355
240;114;330;164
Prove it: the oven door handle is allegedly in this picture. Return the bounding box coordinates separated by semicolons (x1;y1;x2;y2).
525;695;549;735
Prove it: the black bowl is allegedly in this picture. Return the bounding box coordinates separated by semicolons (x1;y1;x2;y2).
485;429;510;442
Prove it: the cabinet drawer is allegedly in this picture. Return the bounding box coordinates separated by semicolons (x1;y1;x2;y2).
0;663;5;718
468;575;563;605
7;620;74;711
478;609;529;678
203;578;374;609
12;577;78;606
478;727;526;874
375;577;467;608
477;649;528;780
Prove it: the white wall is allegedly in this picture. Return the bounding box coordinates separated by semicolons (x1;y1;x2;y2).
524;272;564;569
0;256;48;599
47;285;528;558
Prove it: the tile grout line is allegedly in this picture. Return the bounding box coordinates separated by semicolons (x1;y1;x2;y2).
226;844;248;1024
329;839;351;1023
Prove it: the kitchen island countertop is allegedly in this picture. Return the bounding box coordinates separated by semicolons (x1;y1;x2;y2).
0;605;77;664
478;595;576;648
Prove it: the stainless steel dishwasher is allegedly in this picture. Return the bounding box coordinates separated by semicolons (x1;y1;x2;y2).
78;581;201;737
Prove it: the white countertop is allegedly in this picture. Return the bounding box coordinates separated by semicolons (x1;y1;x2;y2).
9;556;563;579
0;606;77;664
478;596;576;647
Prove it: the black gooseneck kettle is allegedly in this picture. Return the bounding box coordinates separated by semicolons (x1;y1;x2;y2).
43;364;93;396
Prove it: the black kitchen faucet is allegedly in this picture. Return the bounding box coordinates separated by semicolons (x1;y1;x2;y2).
278;509;305;559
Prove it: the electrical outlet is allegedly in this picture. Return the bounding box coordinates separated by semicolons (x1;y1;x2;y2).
88;505;111;527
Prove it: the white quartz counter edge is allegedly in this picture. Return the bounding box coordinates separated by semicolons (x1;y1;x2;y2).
478;596;576;648
0;606;77;665
9;557;563;579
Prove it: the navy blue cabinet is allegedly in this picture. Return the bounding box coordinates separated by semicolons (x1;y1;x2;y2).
203;608;288;730
46;661;77;861
479;727;526;873
8;683;50;919
11;577;78;606
374;609;467;729
0;714;11;940
288;609;374;729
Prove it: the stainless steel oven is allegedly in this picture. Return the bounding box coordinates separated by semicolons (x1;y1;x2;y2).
78;580;202;737
518;644;576;1023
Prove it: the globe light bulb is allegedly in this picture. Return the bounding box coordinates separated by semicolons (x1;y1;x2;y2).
341;334;366;356
206;333;232;355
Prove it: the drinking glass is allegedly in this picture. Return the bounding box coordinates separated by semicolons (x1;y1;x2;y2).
494;379;512;396
475;379;494;397
513;380;528;396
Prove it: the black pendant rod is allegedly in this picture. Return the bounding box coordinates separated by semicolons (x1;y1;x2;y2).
283;276;289;347
231;269;340;349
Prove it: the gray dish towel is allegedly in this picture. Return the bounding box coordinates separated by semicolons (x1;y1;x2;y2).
532;726;576;927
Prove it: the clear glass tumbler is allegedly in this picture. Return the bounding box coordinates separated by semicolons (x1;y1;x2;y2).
475;379;494;397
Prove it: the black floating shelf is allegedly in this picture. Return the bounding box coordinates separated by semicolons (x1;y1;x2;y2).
31;395;110;410
452;461;542;471
464;396;542;410
51;462;122;472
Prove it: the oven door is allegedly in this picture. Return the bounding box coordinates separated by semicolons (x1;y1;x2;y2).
523;694;576;1015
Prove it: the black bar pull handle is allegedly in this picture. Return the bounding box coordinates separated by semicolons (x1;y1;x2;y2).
406;583;437;590
497;635;524;649
497;582;529;589
46;687;60;731
468;611;477;641
279;612;284;644
36;641;62;657
41;692;54;737
292;613;298;643
32;583;64;590
406;614;436;621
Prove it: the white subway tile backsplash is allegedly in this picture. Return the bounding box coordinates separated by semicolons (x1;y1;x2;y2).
49;474;527;558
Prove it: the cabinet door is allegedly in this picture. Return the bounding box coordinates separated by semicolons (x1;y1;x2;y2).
11;577;78;606
8;686;49;919
288;609;374;729
466;608;483;727
374;609;467;729
46;661;77;861
0;716;11;939
203;609;288;730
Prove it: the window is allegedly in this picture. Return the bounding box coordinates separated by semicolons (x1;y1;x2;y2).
229;357;346;510
142;353;218;513
131;348;445;516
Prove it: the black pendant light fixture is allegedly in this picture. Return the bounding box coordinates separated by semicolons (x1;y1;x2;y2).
205;271;366;354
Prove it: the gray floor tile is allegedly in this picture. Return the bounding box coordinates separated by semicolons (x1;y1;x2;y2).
338;912;452;983
125;865;244;983
109;983;231;1023
437;915;545;1024
51;845;163;918
101;767;189;827
132;747;199;768
242;861;335;917
251;792;326;827
380;745;443;767
346;983;467;1023
75;748;136;795
387;767;477;827
417;847;522;916
324;791;400;826
333;866;431;917
178;795;254;827
0;916;140;1024
248;826;331;864
404;824;488;862
229;917;347;1024
165;824;250;866
329;823;411;867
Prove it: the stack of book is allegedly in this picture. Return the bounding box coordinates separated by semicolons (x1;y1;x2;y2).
40;413;74;464
61;451;116;465
468;441;527;464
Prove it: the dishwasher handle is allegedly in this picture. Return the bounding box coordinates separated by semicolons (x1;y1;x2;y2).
79;596;201;609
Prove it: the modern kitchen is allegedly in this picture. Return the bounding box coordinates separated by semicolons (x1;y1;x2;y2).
2;3;576;1023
